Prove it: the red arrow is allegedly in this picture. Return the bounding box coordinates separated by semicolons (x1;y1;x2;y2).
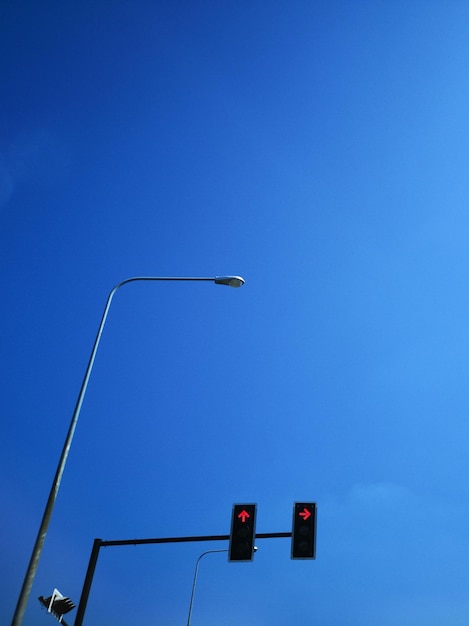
299;507;311;521
238;510;250;523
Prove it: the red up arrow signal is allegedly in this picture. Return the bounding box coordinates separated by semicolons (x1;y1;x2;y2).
299;507;311;521
237;510;250;523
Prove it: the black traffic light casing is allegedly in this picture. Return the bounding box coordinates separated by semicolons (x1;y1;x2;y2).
291;502;317;559
229;503;257;561
38;592;75;624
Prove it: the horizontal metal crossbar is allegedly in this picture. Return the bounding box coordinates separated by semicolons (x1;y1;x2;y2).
100;531;291;547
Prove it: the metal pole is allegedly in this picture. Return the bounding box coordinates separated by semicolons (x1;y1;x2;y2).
11;276;244;626
186;549;228;626
74;539;102;626
73;532;287;625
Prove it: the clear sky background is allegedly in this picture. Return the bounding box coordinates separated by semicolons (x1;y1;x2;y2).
2;2;469;625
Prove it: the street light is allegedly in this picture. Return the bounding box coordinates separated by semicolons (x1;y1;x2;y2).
12;275;245;626
186;546;258;626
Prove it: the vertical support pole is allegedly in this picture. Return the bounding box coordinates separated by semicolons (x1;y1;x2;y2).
74;539;102;626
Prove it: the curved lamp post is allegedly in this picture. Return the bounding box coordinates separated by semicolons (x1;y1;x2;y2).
12;275;245;626
186;546;257;626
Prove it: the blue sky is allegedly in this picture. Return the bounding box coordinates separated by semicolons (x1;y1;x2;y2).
2;1;469;624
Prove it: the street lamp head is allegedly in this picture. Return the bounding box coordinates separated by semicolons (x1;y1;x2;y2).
253;546;258;552
214;276;245;288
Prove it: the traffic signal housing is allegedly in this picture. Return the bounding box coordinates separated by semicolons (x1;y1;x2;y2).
291;502;317;559
229;503;257;561
38;589;75;625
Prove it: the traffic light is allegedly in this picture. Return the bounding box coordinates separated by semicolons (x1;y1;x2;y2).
291;502;317;559
229;503;257;561
38;589;75;625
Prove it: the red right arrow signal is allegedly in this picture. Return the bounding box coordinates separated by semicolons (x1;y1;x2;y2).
299;507;312;521
292;502;317;559
238;509;250;523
